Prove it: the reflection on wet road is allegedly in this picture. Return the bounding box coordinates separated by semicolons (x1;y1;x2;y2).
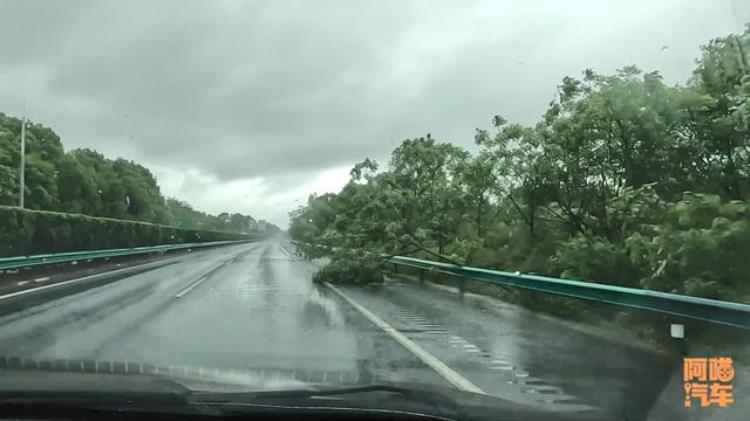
0;240;730;419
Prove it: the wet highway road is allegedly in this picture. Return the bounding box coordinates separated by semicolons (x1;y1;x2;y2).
0;242;446;388
0;240;742;420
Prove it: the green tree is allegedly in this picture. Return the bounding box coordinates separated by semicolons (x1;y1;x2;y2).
687;26;750;200
0;112;268;236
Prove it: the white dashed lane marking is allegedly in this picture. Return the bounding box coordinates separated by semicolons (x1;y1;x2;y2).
174;277;208;298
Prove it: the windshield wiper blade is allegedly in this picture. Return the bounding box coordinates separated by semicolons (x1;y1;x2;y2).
189;386;461;421
191;385;413;403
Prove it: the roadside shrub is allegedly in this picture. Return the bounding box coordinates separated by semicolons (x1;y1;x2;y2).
553;235;642;288
627;194;750;302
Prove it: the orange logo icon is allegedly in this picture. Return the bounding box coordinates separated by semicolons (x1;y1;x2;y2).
684;357;735;408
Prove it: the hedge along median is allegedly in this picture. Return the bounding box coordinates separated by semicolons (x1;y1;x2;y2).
0;206;255;257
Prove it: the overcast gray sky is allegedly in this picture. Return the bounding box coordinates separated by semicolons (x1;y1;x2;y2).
1;0;748;227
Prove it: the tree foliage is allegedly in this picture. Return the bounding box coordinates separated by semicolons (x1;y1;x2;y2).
290;26;750;303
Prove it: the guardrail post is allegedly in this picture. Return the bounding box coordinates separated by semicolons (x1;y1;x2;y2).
393;263;398;274
418;268;425;284
458;275;466;297
670;323;687;356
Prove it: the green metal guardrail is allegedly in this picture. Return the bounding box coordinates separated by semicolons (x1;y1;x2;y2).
0;240;249;271
390;255;750;330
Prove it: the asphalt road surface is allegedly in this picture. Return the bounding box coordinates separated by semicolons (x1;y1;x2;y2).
0;240;744;420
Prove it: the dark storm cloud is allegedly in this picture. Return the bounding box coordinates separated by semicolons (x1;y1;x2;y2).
0;0;747;224
1;0;418;178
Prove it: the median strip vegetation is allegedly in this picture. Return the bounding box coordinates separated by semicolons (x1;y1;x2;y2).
0;206;253;257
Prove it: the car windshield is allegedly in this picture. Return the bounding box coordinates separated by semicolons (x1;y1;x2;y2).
0;1;749;420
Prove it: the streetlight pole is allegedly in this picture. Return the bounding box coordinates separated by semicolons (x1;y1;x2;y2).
19;114;26;209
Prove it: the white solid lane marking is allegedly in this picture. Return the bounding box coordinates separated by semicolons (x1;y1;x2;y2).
324;283;485;394
174;276;208;298
2;246;241;302
0;259;177;302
